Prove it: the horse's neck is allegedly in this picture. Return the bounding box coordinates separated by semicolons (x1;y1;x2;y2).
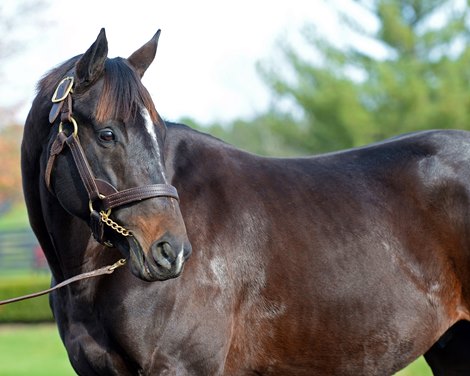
164;124;265;284
164;123;241;184
23;103;68;281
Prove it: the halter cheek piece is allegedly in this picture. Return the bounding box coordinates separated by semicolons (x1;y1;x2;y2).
45;76;179;246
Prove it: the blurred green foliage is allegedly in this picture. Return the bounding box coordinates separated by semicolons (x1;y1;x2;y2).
0;202;29;230
195;0;470;157
0;275;53;322
0;125;22;202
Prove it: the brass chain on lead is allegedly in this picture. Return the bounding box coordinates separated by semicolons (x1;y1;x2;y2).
99;210;132;237
89;198;132;238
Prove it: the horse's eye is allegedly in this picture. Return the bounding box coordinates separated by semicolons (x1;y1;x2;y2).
98;129;115;142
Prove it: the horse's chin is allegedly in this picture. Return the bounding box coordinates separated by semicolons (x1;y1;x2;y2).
114;235;183;282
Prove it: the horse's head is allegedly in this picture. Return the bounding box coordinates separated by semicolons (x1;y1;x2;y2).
45;29;191;281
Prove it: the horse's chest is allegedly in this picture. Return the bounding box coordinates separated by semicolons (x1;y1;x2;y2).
61;311;229;375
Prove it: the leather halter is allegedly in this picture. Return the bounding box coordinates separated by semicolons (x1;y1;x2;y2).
46;76;179;246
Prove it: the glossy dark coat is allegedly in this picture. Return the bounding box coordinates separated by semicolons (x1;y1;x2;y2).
22;30;470;375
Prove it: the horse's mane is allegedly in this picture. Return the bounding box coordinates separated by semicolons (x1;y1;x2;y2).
37;56;79;96
37;56;158;123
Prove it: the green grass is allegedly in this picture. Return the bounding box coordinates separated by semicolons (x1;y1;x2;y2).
0;324;432;376
0;324;75;375
395;356;432;375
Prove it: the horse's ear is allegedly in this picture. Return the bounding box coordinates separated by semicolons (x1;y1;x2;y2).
127;30;161;78
75;28;108;86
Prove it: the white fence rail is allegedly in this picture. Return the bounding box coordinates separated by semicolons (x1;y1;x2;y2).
0;228;47;271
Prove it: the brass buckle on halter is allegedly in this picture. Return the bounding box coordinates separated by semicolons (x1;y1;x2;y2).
51;76;74;103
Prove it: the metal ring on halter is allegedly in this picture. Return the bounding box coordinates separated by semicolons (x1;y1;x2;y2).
88;194;110;215
59;117;78;137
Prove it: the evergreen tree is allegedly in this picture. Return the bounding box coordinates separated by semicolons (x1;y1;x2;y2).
259;0;470;154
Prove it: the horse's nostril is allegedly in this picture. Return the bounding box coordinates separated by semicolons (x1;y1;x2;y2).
162;242;175;260
151;240;185;274
152;242;173;270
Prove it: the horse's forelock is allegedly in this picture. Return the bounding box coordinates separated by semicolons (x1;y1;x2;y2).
95;58;158;124
37;56;158;125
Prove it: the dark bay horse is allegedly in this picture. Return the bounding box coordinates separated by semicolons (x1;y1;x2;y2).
22;29;470;375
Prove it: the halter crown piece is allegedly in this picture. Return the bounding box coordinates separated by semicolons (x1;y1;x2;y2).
46;75;179;246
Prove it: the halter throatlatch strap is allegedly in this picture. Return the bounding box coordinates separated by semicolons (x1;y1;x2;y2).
45;132;68;191
46;75;180;245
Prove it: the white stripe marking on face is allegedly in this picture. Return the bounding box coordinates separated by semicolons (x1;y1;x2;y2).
141;107;167;183
142;107;158;142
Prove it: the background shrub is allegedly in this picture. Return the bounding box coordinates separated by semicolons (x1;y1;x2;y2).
0;275;53;322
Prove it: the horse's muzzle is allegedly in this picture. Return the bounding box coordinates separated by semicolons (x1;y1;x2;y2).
126;235;191;282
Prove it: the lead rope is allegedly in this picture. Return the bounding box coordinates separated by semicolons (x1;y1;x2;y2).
0;259;126;306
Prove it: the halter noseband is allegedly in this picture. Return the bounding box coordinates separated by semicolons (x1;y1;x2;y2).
45;76;179;246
